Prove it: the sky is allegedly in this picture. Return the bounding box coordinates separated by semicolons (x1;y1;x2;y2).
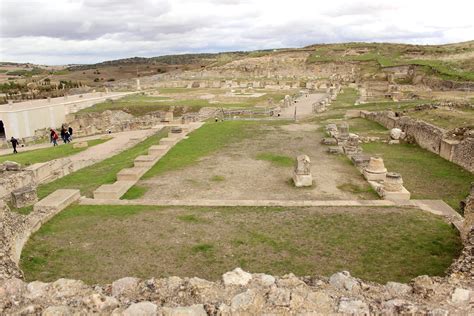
0;0;473;65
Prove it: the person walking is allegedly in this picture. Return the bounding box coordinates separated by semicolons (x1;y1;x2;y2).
60;127;67;144
10;136;18;154
50;129;59;146
68;126;73;141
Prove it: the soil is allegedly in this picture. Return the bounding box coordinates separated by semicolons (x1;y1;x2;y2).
139;122;375;200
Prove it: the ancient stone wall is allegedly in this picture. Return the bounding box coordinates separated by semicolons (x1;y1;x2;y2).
0;170;36;200
362;111;474;173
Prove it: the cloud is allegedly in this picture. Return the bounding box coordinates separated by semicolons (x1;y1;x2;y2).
0;0;473;64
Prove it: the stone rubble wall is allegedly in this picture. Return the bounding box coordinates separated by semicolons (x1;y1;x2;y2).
0;171;36;201
361;110;474;173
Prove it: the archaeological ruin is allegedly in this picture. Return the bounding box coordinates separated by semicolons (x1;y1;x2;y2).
1;41;473;315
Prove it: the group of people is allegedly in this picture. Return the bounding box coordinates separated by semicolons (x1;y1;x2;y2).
50;126;73;146
7;126;75;154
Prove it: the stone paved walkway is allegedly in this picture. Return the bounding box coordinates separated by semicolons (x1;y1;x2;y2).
279;93;327;120
78;197;462;227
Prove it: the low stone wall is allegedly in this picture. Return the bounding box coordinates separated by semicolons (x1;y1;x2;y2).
0;171;36;200
361;110;474;173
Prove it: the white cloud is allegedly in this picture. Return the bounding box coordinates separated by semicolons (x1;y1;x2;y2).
0;0;472;64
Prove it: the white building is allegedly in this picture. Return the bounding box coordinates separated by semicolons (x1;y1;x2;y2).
0;91;135;140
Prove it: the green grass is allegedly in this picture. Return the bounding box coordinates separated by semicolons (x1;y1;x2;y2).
21;204;461;284
408;108;474;130
256;153;293;167
143;121;270;178
0;139;107;166
37;129;169;201
121;185;148;200
347;117;388;138
362;142;474;211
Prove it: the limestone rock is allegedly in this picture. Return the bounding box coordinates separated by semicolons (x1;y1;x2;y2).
124;301;158;316
50;279;89;300
386;281;412;296
329;271;359;291
162;304;207;316
450;288;471;305
26;281;49;300
3;161;21;171
111;277;140;297
390;128;403;140
230;289;264;313
86;293;119;311
268;287;291;307
253;273;275;287
11;185;38;208
337;298;369;314
222;268;252;286
42;305;73;316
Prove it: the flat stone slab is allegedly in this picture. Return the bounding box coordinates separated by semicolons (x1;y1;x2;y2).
159;138;177;146
381;186;411;201
148;145;169;156
134;155;160;168
33;189;80;213
117;167;147;181
93;181;135;199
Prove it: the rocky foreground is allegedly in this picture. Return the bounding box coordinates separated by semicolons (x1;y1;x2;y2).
1;261;473;315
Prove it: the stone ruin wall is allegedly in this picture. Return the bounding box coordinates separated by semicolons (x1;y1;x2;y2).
362;111;474;173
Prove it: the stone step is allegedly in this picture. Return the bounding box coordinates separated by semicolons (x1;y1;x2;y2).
134;154;161;168
93;181;135;199
33;189;81;213
148;145;169;156
116;167;147;181
159;138;177;146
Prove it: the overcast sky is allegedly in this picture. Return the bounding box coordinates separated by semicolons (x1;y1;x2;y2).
0;0;473;65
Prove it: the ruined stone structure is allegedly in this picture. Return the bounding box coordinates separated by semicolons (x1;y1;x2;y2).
292;155;313;187
362;110;474;173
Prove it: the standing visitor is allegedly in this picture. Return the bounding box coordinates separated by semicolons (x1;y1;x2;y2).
10;136;19;154
60;127;67;144
68;126;73;141
50;129;59;146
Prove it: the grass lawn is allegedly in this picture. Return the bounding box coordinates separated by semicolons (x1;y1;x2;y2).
143;121;282;179
0;139;107;166
347;117;388;138
37;129;168;200
362;142;474;211
20;205;462;284
408;108;474;130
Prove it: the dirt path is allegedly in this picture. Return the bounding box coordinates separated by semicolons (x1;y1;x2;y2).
279;93;326;120
139;122;375;201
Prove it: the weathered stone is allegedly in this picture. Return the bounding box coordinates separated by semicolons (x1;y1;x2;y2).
382;299;417;314
162;304;207;316
42;305;73;316
329;271;359;291
385;281;412;296
390;128;403;140
3;161;21;171
328;146;344;154
450;288;471;305
293;155;312;187
86;293;119;311
321;137;337;145
50;279;89;300
222;268;252;286
26;281;49;300
124;301;158;316
337;298;369;314
11;185;38;208
111;277;140;297
230;289;264;313
268;287;291;307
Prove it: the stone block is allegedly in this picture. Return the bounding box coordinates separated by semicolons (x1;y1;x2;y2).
93;181;135;199
321;138;337;145
148;145;169;156
33;189;80;213
328;146;343;154
380;186;411;201
159;138;177;146
440;139;460;161
134;155;160;168
11;186;38;208
363;169;386;181
293;174;313;187
116;167;147;181
4;161;21;171
72;141;88;149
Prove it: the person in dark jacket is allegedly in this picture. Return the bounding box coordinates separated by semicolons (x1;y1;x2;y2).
10;137;19;154
68;126;73;141
60;127;67;144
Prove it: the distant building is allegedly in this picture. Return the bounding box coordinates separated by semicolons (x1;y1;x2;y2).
0;91;134;140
